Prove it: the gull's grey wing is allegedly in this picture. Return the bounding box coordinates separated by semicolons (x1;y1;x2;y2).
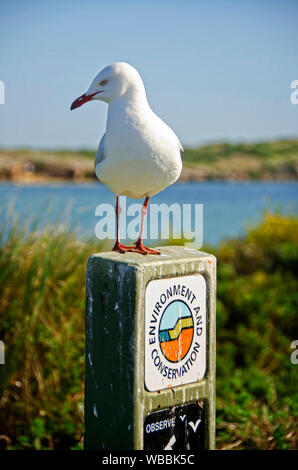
95;133;106;166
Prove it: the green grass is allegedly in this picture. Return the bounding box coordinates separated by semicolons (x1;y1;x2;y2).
182;139;298;163
0;211;297;449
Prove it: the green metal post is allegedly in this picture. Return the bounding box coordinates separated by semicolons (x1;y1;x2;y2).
85;246;216;450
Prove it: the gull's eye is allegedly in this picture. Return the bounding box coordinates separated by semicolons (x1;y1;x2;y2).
100;79;108;86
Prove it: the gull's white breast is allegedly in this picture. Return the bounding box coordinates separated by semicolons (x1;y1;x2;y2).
95;99;182;199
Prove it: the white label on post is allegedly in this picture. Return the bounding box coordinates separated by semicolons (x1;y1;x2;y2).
145;275;206;392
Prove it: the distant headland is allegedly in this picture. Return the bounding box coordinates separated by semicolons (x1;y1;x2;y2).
0;139;297;183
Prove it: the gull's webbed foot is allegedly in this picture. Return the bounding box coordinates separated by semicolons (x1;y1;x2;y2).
112;241;133;254
127;240;160;255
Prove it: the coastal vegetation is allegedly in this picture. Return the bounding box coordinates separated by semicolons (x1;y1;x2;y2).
0;210;297;449
1;139;298;182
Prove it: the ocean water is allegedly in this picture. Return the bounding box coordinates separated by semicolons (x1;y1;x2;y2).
0;181;297;247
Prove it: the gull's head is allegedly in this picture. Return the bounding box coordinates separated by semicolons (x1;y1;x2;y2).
70;62;145;110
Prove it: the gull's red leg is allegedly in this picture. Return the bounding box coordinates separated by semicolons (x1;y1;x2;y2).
112;196;131;253
128;197;160;255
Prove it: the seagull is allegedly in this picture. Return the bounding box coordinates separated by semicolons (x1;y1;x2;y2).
71;62;183;255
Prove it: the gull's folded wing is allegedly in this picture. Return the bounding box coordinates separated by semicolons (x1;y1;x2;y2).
95;133;106;165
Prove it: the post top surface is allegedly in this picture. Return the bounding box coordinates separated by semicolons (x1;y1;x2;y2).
88;245;216;269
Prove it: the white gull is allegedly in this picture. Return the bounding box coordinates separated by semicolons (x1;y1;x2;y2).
71;62;183;254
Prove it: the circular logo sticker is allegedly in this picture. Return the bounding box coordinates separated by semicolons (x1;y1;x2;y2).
145;275;206;392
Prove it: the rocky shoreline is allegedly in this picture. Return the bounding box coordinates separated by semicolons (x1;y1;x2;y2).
1;141;298;183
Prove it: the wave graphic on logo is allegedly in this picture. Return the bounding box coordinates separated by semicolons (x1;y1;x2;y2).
159;301;194;363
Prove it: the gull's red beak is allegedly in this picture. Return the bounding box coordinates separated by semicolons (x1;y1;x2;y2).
70;91;100;110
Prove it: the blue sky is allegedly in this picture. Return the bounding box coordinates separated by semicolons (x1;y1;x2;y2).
160;301;191;331
0;0;297;149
